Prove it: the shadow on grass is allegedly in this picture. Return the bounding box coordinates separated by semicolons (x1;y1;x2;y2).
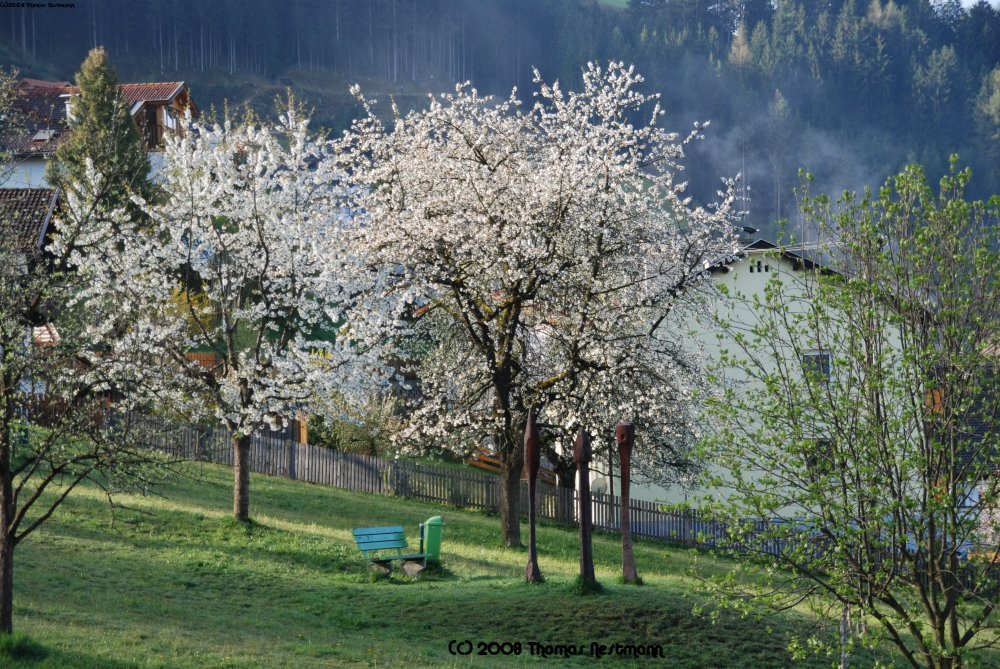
1;633;138;669
0;632;47;663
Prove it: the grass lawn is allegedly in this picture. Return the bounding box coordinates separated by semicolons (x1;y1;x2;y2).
6;462;920;667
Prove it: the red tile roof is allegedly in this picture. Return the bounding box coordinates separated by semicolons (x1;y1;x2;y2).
0;188;58;249
116;82;186;108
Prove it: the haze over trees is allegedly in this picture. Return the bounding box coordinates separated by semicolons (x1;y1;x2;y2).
4;0;999;239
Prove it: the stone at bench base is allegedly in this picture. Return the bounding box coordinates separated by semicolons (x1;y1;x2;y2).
370;560;393;576
402;560;426;577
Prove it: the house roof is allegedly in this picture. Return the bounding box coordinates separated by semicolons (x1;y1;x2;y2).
0;188;58;250
113;82;187;108
4;78;196;157
3;86;70;156
708;238;838;275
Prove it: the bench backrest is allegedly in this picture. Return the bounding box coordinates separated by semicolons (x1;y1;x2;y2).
353;526;408;557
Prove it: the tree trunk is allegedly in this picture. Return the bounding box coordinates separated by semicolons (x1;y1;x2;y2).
233;433;251;522
0;532;12;635
0;419;15;634
575;429;596;585
617;423;639;584
499;458;522;548
497;429;522;547
523;411;542;582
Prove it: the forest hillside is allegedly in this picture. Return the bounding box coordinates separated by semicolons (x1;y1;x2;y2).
2;0;998;237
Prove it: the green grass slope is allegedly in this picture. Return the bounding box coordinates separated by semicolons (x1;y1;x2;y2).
9;462;903;668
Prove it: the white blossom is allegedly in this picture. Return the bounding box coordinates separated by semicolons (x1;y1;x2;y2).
342;62;740;505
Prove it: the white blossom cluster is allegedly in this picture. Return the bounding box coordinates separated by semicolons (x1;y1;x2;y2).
341;62;739;478
58;104;399;437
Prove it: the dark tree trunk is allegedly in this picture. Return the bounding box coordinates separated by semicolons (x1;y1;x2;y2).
617;423;639;584
499;457;522;548
523;412;542;582
575;429;595;585
0;419;15;634
0;533;12;635
0;532;12;635
233;433;251;522
497;429;522;548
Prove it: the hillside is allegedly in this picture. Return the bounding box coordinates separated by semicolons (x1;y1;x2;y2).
2;1;998;239
6;461;928;668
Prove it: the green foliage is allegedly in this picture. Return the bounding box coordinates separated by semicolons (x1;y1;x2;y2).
46;48;153;215
975;65;1000;142
701;158;999;668
307;394;399;456
570;574;604;595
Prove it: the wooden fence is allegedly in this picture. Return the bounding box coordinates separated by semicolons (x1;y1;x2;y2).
128;413;734;547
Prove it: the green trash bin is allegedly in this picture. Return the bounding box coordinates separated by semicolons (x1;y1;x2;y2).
420;516;444;563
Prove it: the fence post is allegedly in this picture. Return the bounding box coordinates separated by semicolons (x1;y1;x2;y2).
285;438;296;480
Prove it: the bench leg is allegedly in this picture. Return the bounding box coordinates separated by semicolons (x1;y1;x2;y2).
370;560;392;576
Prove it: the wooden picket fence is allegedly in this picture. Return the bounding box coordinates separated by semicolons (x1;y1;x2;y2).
127;412;733;547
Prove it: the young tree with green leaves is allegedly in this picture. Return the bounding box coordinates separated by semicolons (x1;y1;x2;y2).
45;47;154;216
701;159;998;669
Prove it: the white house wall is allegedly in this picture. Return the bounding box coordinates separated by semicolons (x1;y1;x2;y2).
0;157;51;188
1;153;167;189
589;249;829;506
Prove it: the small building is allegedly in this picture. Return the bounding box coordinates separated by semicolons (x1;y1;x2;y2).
0;188;61;388
1;78;198;188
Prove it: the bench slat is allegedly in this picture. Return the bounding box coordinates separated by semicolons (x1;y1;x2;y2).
355;532;406;542
357;539;408;551
352;522;435;568
353;526;404;536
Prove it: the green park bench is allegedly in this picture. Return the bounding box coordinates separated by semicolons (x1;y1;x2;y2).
352;516;444;576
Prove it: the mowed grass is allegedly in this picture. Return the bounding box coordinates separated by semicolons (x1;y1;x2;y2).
10;462;902;668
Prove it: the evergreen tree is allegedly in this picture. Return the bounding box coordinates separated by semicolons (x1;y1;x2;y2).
46;48;153;216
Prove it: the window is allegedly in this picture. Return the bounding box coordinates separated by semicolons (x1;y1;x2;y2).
805;438;833;481
163;107;177;131
801;351;832;383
